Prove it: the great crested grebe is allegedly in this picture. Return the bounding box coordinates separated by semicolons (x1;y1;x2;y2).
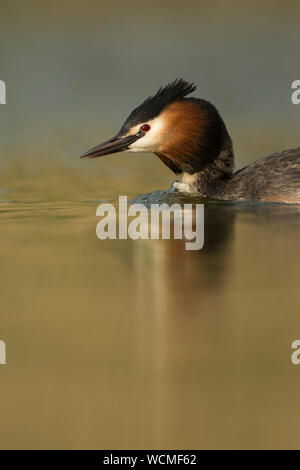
81;79;300;204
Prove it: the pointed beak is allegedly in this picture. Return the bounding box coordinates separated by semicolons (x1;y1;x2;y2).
80;134;141;159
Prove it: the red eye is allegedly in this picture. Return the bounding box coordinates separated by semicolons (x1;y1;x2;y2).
141;124;151;132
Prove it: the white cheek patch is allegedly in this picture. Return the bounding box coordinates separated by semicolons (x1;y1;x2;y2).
128;116;166;153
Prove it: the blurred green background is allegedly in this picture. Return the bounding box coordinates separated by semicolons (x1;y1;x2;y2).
0;0;300;450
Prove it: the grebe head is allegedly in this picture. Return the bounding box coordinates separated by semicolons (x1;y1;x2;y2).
81;79;232;175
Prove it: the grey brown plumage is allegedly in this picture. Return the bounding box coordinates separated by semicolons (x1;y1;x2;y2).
184;147;300;204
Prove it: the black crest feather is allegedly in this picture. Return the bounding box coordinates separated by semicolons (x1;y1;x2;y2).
119;79;196;135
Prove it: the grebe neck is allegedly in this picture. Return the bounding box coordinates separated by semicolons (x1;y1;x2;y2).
180;136;234;196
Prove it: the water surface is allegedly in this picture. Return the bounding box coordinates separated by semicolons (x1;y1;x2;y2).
0;160;299;449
